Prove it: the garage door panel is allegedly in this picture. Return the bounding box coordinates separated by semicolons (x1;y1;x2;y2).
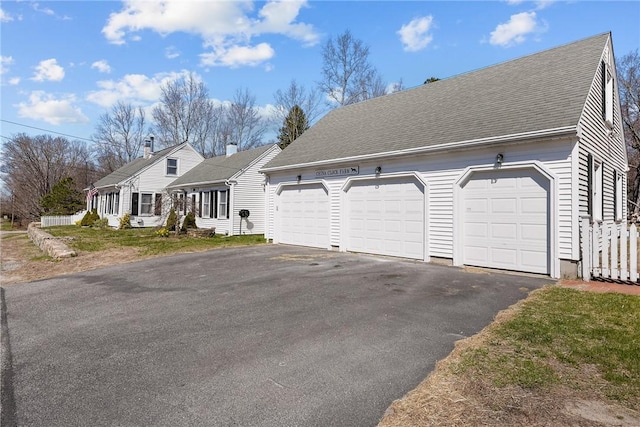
462;169;549;275
347;177;425;260
278;184;329;248
491;223;517;239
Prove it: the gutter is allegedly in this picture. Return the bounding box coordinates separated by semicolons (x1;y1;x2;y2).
260;126;577;173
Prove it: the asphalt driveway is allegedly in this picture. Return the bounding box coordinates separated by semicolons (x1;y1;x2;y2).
1;245;550;426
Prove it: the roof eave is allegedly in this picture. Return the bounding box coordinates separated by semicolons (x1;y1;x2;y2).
260;126;578;173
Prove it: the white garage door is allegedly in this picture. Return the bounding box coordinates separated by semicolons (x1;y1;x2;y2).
462;169;549;274
278;184;330;248
346;177;425;260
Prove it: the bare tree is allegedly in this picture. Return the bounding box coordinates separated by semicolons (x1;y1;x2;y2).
618;50;640;215
0;134;92;222
273;79;325;126
319;29;387;107
224;88;267;151
92;101;147;173
152;72;221;157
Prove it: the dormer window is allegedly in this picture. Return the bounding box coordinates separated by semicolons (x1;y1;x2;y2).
167;158;178;175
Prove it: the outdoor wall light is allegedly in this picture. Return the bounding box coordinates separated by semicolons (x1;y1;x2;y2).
297;175;302;183
496;153;504;165
375;166;382;174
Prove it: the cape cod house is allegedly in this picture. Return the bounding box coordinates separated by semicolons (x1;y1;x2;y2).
87;141;204;228
166;144;281;236
260;33;627;279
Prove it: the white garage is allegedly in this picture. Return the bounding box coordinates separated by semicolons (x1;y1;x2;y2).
460;168;550;274
277;183;330;248
344;176;426;260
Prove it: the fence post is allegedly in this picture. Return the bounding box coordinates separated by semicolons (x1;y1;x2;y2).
611;222;619;280
592;221;600;278
631;224;638;283
620;222;628;281
581;218;591;281
602;222;610;278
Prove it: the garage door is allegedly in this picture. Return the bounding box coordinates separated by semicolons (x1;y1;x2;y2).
462;169;549;274
346;177;425;260
278;184;330;248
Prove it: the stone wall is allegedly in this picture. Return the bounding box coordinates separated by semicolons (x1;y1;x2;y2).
27;222;77;259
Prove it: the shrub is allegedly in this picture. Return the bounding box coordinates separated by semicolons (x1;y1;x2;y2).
165;208;178;232
119;213;132;229
80;209;100;226
181;211;197;231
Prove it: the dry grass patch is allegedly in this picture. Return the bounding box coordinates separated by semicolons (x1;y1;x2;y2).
379;287;640;426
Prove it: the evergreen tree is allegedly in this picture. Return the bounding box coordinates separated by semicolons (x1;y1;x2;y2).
277;105;309;149
40;177;85;215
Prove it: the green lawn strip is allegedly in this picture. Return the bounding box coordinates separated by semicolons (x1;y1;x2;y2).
43;226;266;255
453;287;640;409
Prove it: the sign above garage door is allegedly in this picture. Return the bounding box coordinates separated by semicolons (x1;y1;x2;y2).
315;166;359;178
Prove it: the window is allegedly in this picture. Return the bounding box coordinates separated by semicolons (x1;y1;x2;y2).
202;192;211;218
167;158;178;175
218;190;229;219
615;170;623;221
593;161;603;222
114;193;119;215
602;61;614;128
140;193;153;215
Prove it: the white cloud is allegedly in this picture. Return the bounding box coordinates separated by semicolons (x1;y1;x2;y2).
0;8;14;22
86;70;193;108
16;91;89;125
32;2;55;16
200;43;275;68
165;46;180;59
505;0;555;9
489;11;539;47
397;16;434;52
91;60;112;73
9;77;20;85
32;58;65;82
102;0;318;68
1;56;14;74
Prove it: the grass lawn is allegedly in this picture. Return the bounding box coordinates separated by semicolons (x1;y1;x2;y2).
44;225;266;256
379;286;640;426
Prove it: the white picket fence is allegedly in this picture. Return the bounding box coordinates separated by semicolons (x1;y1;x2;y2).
581;218;639;283
40;212;86;227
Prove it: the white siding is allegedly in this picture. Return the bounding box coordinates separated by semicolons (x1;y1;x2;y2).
266;138;575;262
128;145;204;227
577;37;627;223
230;146;280;235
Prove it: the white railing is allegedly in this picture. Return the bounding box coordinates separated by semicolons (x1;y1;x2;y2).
581;218;638;283
40;212;86;227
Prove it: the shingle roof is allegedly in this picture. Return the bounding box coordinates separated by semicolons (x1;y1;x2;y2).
167;144;276;188
93;143;185;188
263;33;609;170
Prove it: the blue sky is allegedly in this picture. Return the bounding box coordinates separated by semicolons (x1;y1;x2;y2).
1;0;639;146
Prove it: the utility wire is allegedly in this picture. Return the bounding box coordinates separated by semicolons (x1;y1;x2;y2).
0;119;94;143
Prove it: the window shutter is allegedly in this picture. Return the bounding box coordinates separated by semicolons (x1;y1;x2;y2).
131;192;139;216
587;154;593;217
209;191;214;217
226;189;230;219
154;193;162;216
191;194;196;214
213;191;218;218
198;192;203;217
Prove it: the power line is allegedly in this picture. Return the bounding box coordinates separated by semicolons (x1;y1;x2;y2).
0;119;94;143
